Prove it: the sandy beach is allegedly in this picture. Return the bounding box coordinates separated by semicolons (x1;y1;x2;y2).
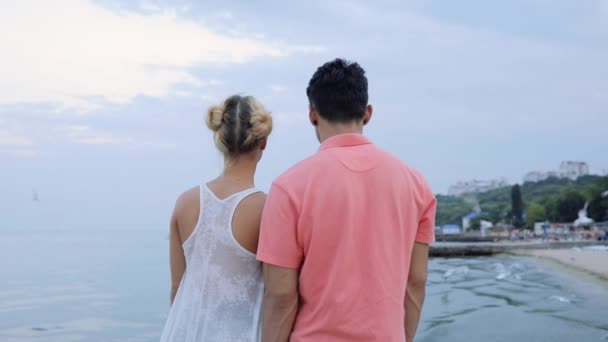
513;248;608;281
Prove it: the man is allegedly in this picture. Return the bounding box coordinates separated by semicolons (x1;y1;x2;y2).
542;221;550;241
257;58;436;342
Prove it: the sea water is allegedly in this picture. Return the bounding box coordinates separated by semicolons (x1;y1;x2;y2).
1;228;607;341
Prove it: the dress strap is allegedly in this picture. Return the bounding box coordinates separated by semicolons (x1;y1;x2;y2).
236;188;263;200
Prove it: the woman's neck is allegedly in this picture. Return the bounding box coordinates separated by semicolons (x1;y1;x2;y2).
220;157;257;186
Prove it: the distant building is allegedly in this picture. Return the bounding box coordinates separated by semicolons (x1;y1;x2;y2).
462;212;488;231
523;161;590;183
479;220;493;237
440;224;462;235
523;171;559;183
448;178;510;196
559;161;589;180
523;171;546;183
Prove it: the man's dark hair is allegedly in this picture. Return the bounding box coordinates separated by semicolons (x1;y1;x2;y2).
306;58;368;123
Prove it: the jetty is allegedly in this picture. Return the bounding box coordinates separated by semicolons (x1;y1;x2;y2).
430;240;608;257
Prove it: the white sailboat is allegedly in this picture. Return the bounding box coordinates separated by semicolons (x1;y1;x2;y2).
32;188;40;202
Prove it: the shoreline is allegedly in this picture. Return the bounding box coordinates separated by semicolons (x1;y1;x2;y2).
509;249;608;281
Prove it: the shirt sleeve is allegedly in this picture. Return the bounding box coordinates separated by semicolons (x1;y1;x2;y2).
416;193;437;244
256;183;302;269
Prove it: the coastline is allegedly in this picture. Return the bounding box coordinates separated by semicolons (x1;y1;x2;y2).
510;249;608;281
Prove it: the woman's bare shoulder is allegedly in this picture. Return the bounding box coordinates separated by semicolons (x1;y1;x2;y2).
232;192;267;254
246;191;267;204
173;186;200;215
236;192;267;220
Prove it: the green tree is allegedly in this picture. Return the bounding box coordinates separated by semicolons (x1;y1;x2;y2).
543;198;559;222
470;216;482;230
526;202;546;228
583;182;608;222
435;176;608;226
556;190;585;222
511;184;524;228
435;194;470;226
587;194;608;222
486;204;509;224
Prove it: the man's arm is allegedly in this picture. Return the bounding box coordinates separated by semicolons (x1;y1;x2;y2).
257;183;303;341
262;263;299;342
404;242;429;341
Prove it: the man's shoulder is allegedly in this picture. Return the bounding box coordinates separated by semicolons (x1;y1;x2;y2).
373;146;415;173
375;147;433;192
273;153;324;188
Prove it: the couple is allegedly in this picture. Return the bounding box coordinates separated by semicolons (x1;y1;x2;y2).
160;59;436;342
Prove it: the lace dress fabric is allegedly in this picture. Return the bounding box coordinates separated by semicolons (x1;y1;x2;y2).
160;185;264;342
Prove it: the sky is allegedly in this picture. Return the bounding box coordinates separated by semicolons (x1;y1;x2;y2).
1;0;607;230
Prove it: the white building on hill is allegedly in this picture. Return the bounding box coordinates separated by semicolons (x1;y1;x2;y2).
559;161;589;180
448;178;510;196
523;161;590;183
523;171;557;183
523;171;543;183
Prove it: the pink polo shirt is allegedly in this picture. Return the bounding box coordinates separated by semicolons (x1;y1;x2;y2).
257;133;436;342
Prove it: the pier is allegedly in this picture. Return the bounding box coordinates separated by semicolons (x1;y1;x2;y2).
430;240;608;257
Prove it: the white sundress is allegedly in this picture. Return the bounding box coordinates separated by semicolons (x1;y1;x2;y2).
160;185;264;341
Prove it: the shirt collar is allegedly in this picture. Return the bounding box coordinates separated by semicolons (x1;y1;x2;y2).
319;133;372;150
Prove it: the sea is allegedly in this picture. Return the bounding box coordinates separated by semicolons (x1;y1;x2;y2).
1;227;607;341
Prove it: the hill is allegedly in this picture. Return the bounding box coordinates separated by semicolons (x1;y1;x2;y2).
436;175;608;227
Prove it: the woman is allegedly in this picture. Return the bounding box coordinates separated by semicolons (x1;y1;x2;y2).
160;95;272;341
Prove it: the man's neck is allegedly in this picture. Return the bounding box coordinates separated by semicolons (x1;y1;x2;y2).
318;122;364;143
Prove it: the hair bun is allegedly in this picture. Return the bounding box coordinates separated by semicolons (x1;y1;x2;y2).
249;110;273;138
206;105;225;132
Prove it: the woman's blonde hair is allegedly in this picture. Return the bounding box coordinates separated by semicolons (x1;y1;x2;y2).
206;95;272;158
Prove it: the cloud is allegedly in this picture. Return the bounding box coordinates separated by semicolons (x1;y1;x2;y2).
321;1;608;134
285;45;327;54
10;149;38;158
334;0;374;17
269;85;287;94
601;0;608;15
274;111;308;128
0;129;33;146
58;124;175;149
0;0;321;111
219;10;234;19
174;90;194;97
59;125;127;145
139;1;164;13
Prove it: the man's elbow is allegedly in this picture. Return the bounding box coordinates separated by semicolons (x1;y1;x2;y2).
264;287;298;310
408;271;428;291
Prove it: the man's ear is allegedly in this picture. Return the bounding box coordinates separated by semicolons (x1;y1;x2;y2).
309;104;318;126
363;104;373;125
